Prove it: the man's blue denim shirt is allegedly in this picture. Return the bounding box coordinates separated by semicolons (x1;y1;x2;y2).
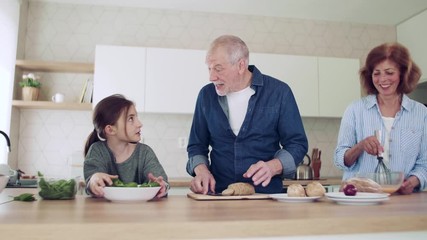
187;65;308;193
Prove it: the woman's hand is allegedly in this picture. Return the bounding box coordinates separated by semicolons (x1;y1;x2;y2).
399;175;420;195
147;173;168;198
345;135;385;167
88;173;118;197
360;135;384;156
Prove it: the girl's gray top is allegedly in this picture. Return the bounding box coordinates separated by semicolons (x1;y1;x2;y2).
84;141;168;194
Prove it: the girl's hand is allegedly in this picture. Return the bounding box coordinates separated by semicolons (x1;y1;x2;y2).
147;172;169;198
88;173;118;197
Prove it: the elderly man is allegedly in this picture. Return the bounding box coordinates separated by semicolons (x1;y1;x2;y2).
186;35;308;194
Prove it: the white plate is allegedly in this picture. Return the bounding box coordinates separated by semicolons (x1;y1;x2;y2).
327;197;389;205
325;192;389;200
269;194;322;203
103;186;160;203
325;192;390;205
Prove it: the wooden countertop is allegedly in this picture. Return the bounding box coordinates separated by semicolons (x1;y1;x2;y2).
169;177;344;188
0;188;426;239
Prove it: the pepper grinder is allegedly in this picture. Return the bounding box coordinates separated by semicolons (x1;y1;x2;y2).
312;148;321;179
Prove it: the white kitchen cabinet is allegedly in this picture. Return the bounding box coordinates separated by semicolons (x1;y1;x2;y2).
318;57;360;117
250;53;319;116
251;53;360;117
144;48;208;113
93;45;147;112
397;9;427;84
93;45;360;116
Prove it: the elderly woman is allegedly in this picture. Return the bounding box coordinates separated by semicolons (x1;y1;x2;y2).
334;42;427;194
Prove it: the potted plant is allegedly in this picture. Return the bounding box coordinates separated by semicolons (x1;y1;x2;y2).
19;73;41;101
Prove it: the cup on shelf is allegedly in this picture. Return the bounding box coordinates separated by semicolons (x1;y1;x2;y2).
51;93;65;103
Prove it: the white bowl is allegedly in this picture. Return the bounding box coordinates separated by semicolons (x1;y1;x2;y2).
0;175;9;193
103;186;160;203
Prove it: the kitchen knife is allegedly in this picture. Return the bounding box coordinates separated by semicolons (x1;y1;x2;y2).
207;191;224;196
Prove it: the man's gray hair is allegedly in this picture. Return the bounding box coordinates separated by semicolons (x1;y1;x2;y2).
207;35;249;65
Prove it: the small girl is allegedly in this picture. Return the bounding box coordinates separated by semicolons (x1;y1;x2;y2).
84;94;169;198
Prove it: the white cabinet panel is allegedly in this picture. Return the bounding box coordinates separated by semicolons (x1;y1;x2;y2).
397;10;427;84
145;48;208;113
92;45;360;117
318;57;360;117
93;45;146;112
250;53;319;117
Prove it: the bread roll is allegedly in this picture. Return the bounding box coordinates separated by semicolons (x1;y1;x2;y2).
341;177;382;193
306;181;326;197
287;184;306;197
221;182;255;196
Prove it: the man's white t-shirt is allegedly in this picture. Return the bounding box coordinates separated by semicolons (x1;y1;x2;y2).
226;86;255;136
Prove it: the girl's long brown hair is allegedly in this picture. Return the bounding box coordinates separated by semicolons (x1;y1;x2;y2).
84;94;133;156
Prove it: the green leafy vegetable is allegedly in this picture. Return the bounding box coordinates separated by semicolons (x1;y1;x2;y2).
13;193;36;202
111;179;159;187
140;181;160;187
124;182;138;187
112;179;124;187
111;179;138;187
38;177;76;200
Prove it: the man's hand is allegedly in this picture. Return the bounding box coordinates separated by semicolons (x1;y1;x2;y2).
88;173;118;197
190;164;216;195
243;158;283;187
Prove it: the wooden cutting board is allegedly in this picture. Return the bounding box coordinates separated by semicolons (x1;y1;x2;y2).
187;192;271;201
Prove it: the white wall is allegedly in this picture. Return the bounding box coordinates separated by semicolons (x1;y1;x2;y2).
0;0;20;163
397;9;427;83
397;9;427;105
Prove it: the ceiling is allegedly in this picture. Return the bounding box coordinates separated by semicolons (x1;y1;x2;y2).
31;0;427;26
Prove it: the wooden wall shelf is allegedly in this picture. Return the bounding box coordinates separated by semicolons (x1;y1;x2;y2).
16;60;94;73
13;59;94;111
12;100;92;110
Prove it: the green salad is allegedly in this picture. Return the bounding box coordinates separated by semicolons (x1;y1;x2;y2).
111;179;160;188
